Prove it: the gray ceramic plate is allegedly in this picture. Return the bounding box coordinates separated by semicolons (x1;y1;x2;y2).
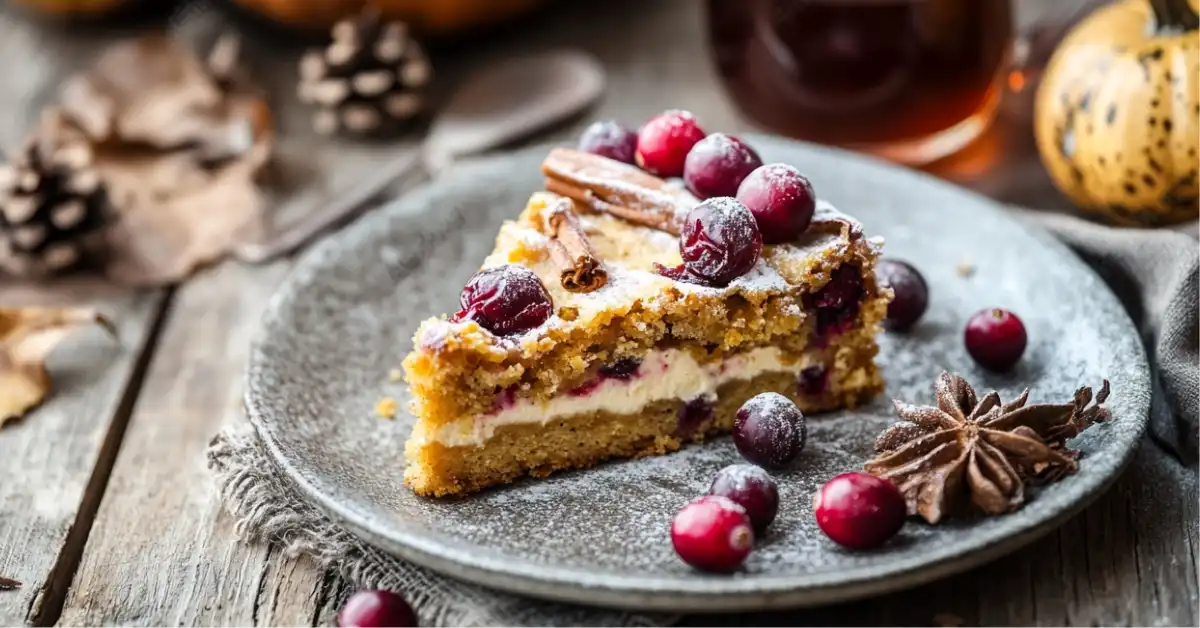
245;137;1150;612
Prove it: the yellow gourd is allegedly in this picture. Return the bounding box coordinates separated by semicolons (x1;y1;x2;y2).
229;0;549;36
1035;0;1199;226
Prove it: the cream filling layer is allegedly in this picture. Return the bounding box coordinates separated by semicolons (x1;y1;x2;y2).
421;346;812;448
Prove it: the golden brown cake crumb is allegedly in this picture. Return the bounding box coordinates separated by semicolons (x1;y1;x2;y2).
375;397;398;419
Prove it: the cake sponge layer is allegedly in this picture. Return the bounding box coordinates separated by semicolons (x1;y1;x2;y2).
404;345;882;497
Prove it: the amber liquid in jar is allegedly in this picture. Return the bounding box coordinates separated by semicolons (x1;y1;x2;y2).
707;0;1012;164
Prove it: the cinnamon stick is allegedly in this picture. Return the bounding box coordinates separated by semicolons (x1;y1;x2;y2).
542;148;694;235
542;198;607;292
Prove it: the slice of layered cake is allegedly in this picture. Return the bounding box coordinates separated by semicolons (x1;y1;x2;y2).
402;145;891;496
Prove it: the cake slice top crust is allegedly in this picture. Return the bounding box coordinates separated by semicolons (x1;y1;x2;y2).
403;149;888;423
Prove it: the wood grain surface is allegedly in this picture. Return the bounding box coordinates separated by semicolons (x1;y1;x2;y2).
0;0;1195;626
0;291;165;626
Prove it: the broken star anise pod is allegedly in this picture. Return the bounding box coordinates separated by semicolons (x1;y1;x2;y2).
865;372;1110;524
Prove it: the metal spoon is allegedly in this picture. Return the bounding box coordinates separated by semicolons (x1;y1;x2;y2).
235;49;606;264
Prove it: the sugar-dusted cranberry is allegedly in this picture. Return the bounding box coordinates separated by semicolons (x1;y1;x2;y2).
453;265;552;336
733;392;807;469
577;120;637;164
338;590;418;627
676;197;762;287
676;396;715;438
683;133;763;200
670;495;754;572
965;308;1027;371
804;265;865;342
708;464;779;533
876;259;928;331
797;364;829;397
813;472;906;550
599;357;642;379
635;109;707;177
736;163;816;244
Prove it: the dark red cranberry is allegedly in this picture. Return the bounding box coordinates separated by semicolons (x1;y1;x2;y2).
670;495;754;572
733;392;807;469
683;133;763;200
876;259;928;331
599;357;642;379
736;164;816;244
577;120;637;164
676;197;762;287
708;464;779;533
676;396;715;437
813;472;906;550
965;308;1027;371
797;365;829;397
635;110;706;177
453;265;552;336
804;265;865;342
338;590;418;627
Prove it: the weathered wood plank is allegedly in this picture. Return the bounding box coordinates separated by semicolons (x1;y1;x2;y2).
55;261;330;626
0;289;164;626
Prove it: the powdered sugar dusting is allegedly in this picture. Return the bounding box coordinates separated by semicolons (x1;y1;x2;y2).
712;463;773;491
740;391;801;419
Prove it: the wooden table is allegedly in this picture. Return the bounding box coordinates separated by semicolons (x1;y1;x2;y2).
1;1;1196;626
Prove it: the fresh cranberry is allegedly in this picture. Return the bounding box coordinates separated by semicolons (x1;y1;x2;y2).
876;259;928;331
683;133;763;199
452;265;552;336
673;197;762;287
599;357;641;379
577;120;637;164
733;392;806;469
964;308;1027;371
635;110;706;177
797;365;829;397
670;495;754;572
804;265;865;342
813;472;906;550
676;396;715;437
708;464;779;533
736;164;816;244
338;590;418;627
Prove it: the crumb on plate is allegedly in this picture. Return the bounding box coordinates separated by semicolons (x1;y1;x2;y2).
376;397;398;419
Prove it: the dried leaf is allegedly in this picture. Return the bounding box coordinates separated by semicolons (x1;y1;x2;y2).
98;141;270;286
55;35;275;287
0;307;115;426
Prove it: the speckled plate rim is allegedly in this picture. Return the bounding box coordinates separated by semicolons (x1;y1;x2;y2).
245;137;1151;612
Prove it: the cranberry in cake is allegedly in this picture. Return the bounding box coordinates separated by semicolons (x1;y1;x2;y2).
401;145;892;497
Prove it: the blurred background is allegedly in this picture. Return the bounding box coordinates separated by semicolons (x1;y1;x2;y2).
0;0;1194;288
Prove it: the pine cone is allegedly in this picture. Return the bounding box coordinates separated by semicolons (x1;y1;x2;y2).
297;7;432;137
0;110;109;278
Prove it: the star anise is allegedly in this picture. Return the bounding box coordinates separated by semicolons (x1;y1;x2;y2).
865;372;1110;524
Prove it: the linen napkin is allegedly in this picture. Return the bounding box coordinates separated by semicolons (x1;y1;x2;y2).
207;211;1198;627
1026;212;1198;463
